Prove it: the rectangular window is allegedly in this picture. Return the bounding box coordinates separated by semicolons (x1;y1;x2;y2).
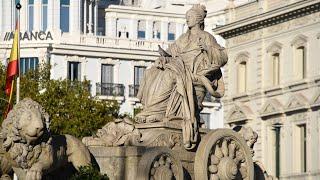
237;62;247;93
299;124;307;173
42;0;48;31
293;124;307;173
295;46;306;79
274;126;281;178
134;66;146;85
138;31;145;39
200;113;210;128
19;57;39;75
67;62;81;81
138;20;146;39
272;53;280;85
60;0;70;32
28;0;34;32
101;64;113;84
168;33;175;41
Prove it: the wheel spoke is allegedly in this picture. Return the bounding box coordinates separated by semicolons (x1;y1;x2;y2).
214;146;223;159
239;166;248;178
221;139;229;157
228;142;236;159
210;154;220;165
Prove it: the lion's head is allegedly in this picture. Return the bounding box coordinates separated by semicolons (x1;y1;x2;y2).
1;98;51;169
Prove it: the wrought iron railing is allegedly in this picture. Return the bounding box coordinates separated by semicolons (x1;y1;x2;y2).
96;83;125;96
129;84;140;97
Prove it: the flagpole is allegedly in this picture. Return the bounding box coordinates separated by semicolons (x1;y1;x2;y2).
16;3;21;103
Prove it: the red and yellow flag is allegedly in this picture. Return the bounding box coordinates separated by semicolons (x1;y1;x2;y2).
5;22;19;96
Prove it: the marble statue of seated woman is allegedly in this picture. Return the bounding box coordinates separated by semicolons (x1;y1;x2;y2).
135;4;228;149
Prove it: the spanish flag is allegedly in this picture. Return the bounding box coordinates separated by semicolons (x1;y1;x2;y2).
5;22;19;96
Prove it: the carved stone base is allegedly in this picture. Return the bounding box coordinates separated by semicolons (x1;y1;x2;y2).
88;122;204;180
87;122;259;180
89;146;193;180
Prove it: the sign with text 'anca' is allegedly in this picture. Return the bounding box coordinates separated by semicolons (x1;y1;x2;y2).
3;31;53;41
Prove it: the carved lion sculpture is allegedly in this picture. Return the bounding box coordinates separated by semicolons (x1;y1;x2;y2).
0;98;92;180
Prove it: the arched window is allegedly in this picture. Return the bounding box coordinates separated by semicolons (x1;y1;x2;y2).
272;53;280;85
137;20;146;39
237;61;247;93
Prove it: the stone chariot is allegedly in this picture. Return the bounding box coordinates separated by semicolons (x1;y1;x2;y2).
83;4;272;180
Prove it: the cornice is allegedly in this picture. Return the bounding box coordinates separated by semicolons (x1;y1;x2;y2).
214;0;320;39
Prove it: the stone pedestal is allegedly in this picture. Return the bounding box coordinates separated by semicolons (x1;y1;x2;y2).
87;121;210;180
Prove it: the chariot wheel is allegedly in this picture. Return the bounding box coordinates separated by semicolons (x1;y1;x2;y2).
194;129;254;180
136;147;184;180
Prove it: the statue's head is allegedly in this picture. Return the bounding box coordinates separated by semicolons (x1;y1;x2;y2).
186;4;207;29
1;98;50;147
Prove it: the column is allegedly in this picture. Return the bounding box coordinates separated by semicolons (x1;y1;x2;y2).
175;23;184;38
53;0;60;32
160;21;168;41
105;15;116;38
70;0;80;34
88;0;93;35
83;0;87;34
145;19;153;40
47;0;54;31
130;18;138;39
33;0;41;31
94;0;98;35
20;0;28;31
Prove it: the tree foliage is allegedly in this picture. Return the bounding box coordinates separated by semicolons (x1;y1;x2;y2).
0;64;119;138
71;166;109;180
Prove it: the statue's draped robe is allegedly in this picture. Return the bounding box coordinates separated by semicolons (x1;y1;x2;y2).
137;30;228;149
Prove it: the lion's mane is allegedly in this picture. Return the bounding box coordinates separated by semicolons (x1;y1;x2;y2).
1;98;51;169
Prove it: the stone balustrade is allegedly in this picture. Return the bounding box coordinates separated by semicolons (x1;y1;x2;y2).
59;33;170;51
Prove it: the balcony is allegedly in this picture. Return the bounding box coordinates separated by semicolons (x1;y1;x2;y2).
129;84;140;97
96;83;125;96
60;33;169;51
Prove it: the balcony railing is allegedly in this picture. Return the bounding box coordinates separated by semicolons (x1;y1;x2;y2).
78;35;169;51
96;83;125;96
129;84;140;97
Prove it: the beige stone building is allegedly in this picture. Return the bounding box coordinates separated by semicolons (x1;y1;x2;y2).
214;0;320;179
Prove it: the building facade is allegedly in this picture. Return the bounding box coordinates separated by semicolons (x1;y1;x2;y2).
215;0;320;179
0;0;247;129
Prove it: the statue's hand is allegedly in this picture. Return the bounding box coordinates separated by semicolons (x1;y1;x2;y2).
198;38;208;52
155;57;168;69
26;165;42;180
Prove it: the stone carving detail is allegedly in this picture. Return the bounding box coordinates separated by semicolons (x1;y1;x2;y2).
231;31;257;45
234;126;258;157
0;98;91;180
82;118;141;146
260;99;283;117
137;147;183;180
285;93;309;111
227;105;253;123
194;129;254;180
146;132;183;150
150;155;177;179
